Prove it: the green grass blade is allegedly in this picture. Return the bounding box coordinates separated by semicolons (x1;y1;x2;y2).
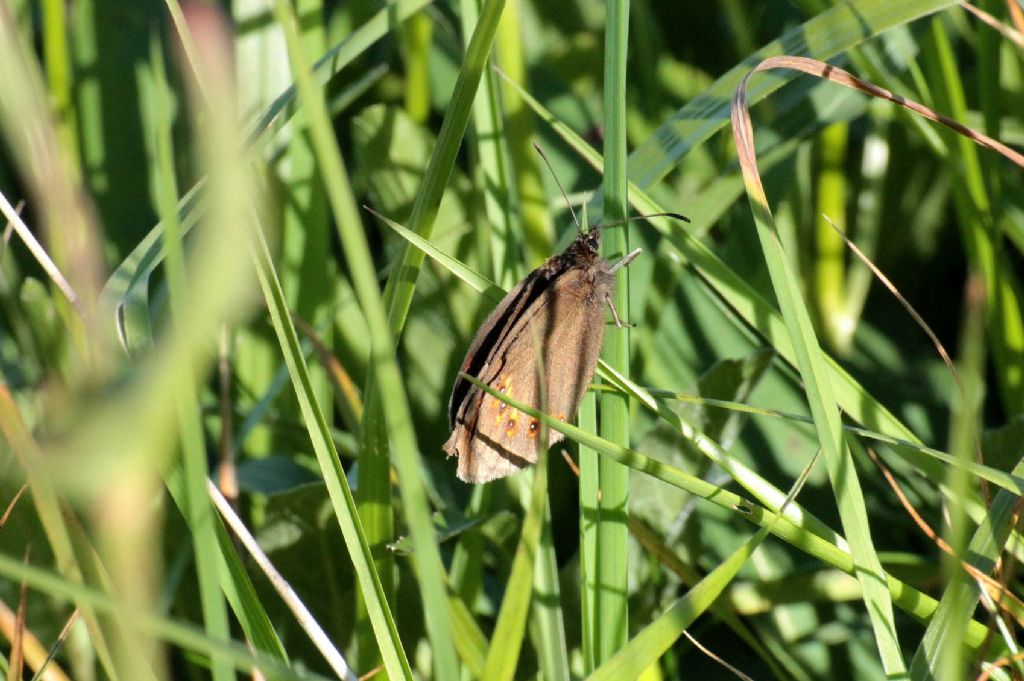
250;226;412;680
494;0;552;264
625;0;958;192
528;503;571;681
481;455;549;681
461;374;991;649
588;456;816;681
449;594;488;677
0;554;327;681
910;465;1024;679
459;0;515;286
400;12;432;123
353;3;506;673
909;270;988;681
734;76;904;673
584;0;632;668
272;0;457;676
813;122;849;351
577;390;599;672
377;0;507;336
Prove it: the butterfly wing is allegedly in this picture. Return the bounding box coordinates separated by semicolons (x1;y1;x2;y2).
445;264;613;483
447;267;551;430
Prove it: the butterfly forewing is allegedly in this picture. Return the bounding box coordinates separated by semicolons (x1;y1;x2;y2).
445;255;614;483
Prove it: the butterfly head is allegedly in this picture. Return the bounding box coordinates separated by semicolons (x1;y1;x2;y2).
578;226;601;253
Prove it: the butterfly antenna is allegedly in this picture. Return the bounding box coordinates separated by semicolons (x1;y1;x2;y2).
533;142;583;235
598;211;691;231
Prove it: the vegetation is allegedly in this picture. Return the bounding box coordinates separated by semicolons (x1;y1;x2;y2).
0;0;1022;679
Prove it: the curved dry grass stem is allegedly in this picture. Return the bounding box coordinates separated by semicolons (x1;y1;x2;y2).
867;448;1024;628
820;215;989;495
1003;0;1024;41
291;312;364;426
681;630;755;681
733;56;1024;170
960;2;1024;49
977;649;1024;681
0;482;29;529
822;215;960;392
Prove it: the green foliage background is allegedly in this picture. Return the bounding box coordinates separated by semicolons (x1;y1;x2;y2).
0;0;1022;679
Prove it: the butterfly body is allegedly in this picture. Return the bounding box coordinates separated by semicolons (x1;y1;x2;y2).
444;230;616;483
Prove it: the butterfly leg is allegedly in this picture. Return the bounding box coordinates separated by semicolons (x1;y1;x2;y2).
605;293;634;328
607;248;640;327
608;247;642;273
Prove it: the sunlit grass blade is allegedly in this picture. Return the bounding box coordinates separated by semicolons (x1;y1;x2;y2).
628;517;789;678
588;452;819;681
529;504;571;681
250;224;412;680
271;0;456;676
813;121;849;351
353;1;506;671
375;0;507;335
449;595;488;677
494;0;553;265
732;62;904;675
584;0;631;668
460;374;992;648
910;285;1002;676
480;456;549;681
459;0;516;287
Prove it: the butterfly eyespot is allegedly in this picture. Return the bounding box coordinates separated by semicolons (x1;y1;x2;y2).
506;417;517;433
497;401;507;413
528;419;539;437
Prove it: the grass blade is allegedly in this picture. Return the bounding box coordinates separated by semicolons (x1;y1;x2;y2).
732;63;904;674
272;0;458;675
481;457;550;681
588;454;818;681
584;0;631;667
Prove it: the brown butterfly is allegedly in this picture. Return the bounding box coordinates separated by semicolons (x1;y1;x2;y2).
443;227;624;482
442;164;687;482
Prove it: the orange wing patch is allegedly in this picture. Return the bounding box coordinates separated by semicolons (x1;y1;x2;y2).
493;376;512;423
